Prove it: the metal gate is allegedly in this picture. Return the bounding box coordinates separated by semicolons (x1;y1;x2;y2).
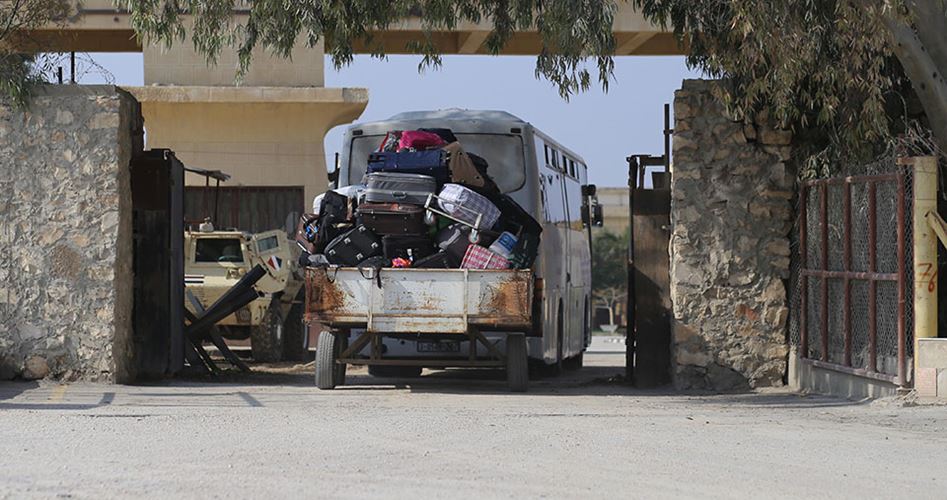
184;185;305;234
130;149;184;378
626;104;674;387
793;163;913;386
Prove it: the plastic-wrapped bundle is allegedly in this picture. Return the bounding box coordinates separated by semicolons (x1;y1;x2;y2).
436;183;500;230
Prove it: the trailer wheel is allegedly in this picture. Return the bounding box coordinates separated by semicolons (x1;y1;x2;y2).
315;330;338;390
250;301;284;363
506;334;528;392
334;332;348;385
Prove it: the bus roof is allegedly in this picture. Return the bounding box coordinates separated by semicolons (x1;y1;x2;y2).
345;108;588;166
347;109;527;136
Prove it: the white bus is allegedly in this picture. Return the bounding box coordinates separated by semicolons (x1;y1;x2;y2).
332;109;599;375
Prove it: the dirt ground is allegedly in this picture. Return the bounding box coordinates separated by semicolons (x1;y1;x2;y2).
1;337;946;499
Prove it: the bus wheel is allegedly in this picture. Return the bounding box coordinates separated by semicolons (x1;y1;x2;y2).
507;334;528;392
565;352;584;370
315;331;338;390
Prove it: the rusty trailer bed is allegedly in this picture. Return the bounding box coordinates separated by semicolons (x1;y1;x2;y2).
304;267;532;333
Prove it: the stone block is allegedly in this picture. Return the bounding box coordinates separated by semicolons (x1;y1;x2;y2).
1;85;137;383
22;356;50;380
916;367;938;397
669;79;791;391
916;338;947;368
937;369;947;398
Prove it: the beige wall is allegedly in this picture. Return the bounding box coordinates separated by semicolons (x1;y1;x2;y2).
143;35;325;87
129;87;368;204
595;187;630;235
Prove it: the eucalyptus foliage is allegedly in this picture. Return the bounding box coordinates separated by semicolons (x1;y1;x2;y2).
5;0;946;164
118;0;618;98
0;0;71;107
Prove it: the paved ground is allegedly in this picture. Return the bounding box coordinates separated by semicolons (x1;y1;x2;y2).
1;336;946;499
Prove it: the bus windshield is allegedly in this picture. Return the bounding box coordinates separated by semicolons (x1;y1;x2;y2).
347;133;526;193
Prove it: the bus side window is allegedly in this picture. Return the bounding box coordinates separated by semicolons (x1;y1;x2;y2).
569;159;576;178
544;145;550;166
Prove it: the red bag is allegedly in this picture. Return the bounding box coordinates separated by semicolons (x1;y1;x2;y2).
460;244;510;270
398;130;446;151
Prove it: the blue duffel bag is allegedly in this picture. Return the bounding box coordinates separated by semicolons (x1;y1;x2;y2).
367;150;451;185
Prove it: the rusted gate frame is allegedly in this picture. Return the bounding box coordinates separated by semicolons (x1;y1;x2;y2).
799;172;908;386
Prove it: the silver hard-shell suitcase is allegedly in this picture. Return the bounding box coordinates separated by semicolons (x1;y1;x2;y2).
364;172;437;205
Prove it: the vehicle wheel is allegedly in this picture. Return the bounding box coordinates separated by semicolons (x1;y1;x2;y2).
335;332;348;385
281;291;307;361
315;330;338;390
506;334;528;392
250;301;284;363
368;366;423;378
564;352;584;371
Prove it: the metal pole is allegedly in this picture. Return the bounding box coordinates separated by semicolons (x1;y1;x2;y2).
820;183;829;362
843;181;853;367
626;156;638;384
70;52;76;84
800;186;809;358
896;170;907;386
868;182;878;373
663;103;672;173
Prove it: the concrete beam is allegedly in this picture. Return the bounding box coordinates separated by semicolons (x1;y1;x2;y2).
616;32;657;55
34;0;684;56
457;31;490;54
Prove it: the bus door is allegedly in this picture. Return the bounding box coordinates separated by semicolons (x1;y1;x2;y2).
560;156;585;357
539;144;572;362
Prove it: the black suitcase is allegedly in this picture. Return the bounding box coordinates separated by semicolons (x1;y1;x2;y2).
435;223;497;267
483;193;543;269
382;235;437;262
320;190;353;224
324;225;383;266
356;202;428;235
412;250;453;269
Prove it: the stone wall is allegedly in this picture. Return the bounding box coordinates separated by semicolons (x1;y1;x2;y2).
670;80;793;390
0;85;140;382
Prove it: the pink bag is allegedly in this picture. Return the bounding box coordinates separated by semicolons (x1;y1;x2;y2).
398;130;446;151
461;244;510;270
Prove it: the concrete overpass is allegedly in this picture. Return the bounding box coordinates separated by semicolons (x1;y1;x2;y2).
22;1;682;223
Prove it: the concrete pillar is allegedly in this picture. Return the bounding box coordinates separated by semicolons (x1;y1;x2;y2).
911;156;938;366
127;86;368;205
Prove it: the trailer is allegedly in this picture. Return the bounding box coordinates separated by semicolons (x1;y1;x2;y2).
305;266;533;391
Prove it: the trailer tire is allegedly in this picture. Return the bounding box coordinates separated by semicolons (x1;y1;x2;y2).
315;330;338;390
335;332;348;385
250;302;284;363
506;334;528;392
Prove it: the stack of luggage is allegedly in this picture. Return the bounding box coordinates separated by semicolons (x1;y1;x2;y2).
296;128;542;271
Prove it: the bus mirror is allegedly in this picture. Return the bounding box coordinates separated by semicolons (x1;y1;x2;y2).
327;152;340;189
592;204;604;227
581;184;597;197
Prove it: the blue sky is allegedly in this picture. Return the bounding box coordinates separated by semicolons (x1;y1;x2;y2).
74;52;699;187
